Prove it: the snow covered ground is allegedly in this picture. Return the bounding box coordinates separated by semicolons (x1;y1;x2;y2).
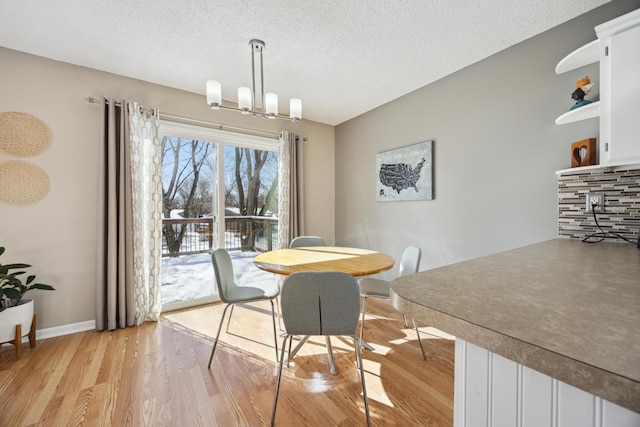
161;250;276;305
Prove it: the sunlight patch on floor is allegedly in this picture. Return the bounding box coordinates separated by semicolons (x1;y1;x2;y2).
362;358;382;376
364;373;395;407
365;342;392;356
388;337;415;346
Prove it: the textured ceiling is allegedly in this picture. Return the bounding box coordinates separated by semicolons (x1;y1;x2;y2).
0;0;610;125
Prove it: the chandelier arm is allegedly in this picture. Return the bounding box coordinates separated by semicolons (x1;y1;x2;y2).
260;47;265;117
251;43;256;116
218;105;244;113
217;104;295;122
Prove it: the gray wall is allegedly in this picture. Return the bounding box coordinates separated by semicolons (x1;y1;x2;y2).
0;48;335;330
335;0;640;276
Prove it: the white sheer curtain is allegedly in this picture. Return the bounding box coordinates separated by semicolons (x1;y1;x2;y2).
128;103;162;324
277;131;304;249
96;99;162;330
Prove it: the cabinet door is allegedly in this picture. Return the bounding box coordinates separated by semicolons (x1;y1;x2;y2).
599;19;640;166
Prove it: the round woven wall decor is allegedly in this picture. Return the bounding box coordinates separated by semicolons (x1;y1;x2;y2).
0;160;50;205
0;112;52;157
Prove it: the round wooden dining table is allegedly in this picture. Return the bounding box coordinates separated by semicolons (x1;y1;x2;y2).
253;246;395;277
254;246;394;374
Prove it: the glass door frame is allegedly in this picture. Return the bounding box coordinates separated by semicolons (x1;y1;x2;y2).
159;120;279;311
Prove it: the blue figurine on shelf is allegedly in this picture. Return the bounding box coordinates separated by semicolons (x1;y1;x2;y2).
570;76;594;110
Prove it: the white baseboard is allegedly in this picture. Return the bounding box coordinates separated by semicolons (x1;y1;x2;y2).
30;320;96;341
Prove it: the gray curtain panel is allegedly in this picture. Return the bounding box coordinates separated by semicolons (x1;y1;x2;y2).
277;131;304;249
95;98;136;331
292;134;304;239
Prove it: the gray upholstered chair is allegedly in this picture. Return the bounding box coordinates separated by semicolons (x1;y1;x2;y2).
270;271;370;427
281;236;326;330
289;235;326;248
207;248;280;368
358;246;427;360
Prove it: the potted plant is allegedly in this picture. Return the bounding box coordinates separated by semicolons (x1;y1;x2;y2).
0;246;54;359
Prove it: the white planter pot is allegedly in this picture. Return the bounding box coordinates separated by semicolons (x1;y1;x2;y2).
0;298;34;343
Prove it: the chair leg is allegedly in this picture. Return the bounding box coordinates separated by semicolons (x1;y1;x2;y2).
208;303;232;368
286;335;310;366
271;334;291;427
276;295;284;332
359;296;368;345
412;318;427;360
269;299;279;362
352;336;359;364
359;297;377;352
354;336;371;427
225;304;235;333
325;336;337;375
402;313;409;328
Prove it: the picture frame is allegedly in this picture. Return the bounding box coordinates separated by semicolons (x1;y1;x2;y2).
376;140;433;202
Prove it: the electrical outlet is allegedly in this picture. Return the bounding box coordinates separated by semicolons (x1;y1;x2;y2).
586;193;604;213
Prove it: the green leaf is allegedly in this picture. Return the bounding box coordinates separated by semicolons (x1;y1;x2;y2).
0;247;54;299
7;270;27;277
3;288;21;300
27;284;55;291
0;275;23;286
2;263;31;270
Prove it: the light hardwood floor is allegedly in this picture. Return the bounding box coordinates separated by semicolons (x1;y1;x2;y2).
0;298;454;426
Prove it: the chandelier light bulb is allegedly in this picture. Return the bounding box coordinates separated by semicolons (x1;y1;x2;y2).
206;80;222;109
290;99;302;122
265;93;278;118
238;87;252;113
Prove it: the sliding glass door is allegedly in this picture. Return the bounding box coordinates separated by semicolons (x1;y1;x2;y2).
159;122;279;312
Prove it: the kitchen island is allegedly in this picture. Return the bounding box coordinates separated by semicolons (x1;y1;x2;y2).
391;238;640;427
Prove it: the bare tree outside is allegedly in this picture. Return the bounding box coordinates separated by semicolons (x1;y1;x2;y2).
162;137;212;255
228;146;278;248
162;136;278;255
231;147;278;216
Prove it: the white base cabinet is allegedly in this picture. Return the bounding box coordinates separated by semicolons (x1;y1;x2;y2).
454;339;640;427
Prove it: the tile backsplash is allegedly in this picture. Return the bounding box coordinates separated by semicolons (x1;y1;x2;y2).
558;168;640;242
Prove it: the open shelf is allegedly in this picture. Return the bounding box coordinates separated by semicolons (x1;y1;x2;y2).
555;39;599;74
555;163;640;176
555;101;599;125
555;165;602;175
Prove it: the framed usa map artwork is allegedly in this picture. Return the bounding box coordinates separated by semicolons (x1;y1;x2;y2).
376;140;433;202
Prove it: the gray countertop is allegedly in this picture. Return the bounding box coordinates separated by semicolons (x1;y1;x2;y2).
390;238;640;413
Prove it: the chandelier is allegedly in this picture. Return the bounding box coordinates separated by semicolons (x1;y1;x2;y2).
206;39;302;122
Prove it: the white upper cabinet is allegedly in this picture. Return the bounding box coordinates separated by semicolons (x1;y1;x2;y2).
555;8;640;167
596;9;640;166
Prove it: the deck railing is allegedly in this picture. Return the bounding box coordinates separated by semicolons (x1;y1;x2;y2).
162;216;278;257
